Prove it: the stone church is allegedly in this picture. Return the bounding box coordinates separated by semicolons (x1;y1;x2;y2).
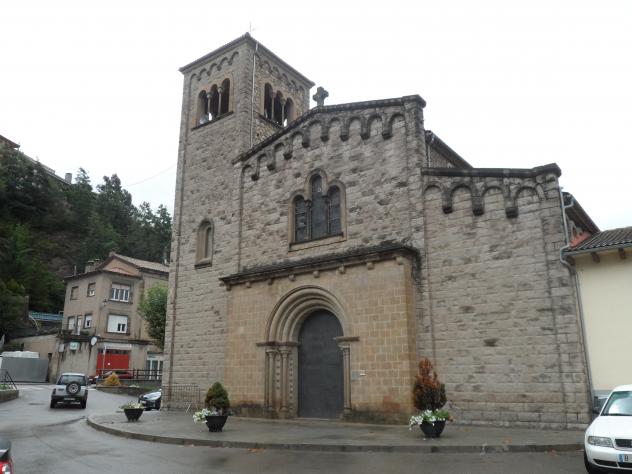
164;33;594;428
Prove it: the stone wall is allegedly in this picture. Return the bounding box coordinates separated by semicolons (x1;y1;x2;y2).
223;255;418;424
166;35;591;428
420;168;590;428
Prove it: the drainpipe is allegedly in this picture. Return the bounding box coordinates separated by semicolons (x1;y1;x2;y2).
250;41;258;148
557;187;595;415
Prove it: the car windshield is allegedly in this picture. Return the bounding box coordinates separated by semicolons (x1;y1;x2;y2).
602;391;632;416
58;375;86;385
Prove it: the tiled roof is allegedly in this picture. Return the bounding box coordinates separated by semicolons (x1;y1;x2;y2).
570;226;632;252
112;253;169;274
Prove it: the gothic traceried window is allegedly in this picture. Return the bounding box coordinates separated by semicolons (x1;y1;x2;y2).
310;176;326;239
328;186;341;235
293;175;343;243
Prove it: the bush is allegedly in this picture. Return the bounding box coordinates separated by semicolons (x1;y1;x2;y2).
204;382;230;414
103;373;121;387
412;358;446;412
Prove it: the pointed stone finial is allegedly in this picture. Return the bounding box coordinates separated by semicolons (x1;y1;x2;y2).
312;87;329;107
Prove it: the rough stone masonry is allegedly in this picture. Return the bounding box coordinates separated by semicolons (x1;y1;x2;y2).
164;33;591;429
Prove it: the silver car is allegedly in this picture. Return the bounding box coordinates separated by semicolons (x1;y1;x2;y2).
50;373;88;409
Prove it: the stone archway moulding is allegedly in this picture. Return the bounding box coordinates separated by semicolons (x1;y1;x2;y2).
259;285;358;418
264;285;351;343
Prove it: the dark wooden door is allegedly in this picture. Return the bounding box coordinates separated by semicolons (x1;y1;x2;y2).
298;310;343;418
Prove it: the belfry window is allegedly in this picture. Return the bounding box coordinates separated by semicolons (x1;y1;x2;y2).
283;98;294;126
293;176;343;243
209;85;219;119
197;91;209;124
263;83;294;127
264;83;273;119
195;79;231;127
220;79;230;116
273;92;283;125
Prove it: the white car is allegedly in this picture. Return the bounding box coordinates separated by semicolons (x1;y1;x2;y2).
585;384;632;473
50;373;89;409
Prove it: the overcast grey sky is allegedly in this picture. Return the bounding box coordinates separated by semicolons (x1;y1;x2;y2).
2;1;630;230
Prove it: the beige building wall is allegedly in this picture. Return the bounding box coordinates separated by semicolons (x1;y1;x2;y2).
224;256;418;423
575;250;632;392
58;255;167;379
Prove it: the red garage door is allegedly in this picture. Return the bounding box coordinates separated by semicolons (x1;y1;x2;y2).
96;349;130;373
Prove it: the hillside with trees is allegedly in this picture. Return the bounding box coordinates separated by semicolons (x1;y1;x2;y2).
0;144;172;337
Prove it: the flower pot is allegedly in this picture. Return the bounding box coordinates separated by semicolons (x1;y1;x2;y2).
124;408;144;422
420;420;446;438
205;415;228;432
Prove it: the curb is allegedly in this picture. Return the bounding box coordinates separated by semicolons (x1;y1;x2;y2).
86;416;583;454
0;390;19;403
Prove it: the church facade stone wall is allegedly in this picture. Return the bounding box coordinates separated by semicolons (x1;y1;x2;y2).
165;34;591;428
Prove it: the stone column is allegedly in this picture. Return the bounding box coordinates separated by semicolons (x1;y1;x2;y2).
339;343;352;417
206;90;212;120
279;347;291;417
217;86;224;116
264;347;277;416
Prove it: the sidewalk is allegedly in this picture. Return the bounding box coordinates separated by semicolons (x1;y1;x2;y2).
87;411;585;453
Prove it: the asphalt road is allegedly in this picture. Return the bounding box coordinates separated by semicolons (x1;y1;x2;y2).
1;385;587;474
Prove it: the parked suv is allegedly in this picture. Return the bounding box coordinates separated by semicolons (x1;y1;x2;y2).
50;373;88;409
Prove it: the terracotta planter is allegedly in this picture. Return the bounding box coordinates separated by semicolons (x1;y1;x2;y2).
420;420;446;438
205;415;228;432
124;408;144;422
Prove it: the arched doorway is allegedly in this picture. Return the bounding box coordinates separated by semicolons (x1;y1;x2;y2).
298;310;344;418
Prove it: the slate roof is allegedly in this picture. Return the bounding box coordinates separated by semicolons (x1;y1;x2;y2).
569;226;632;253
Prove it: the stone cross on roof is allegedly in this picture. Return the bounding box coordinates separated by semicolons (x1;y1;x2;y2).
312;87;329;107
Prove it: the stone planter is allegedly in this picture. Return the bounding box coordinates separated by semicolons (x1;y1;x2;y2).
420;420;446;438
205;415;228;432
123;408;144;422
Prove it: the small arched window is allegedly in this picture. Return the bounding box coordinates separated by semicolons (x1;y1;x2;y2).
283;98;294;126
273;92;283;125
196;220;213;264
220;79;230;115
293;176;344;243
209;85;219;120
197;91;209;124
264;83;273;119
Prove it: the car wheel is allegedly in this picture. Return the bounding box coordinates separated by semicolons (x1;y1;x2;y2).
80;400;86;409
50;399;56;409
66;382;80;395
584;451;603;473
156;400;161;410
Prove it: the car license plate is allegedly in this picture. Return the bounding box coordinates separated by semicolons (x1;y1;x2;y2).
619;454;632;462
64;397;75;401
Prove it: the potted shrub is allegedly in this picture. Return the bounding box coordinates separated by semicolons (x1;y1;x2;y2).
121;401;144;421
409;358;452;438
193;382;230;432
